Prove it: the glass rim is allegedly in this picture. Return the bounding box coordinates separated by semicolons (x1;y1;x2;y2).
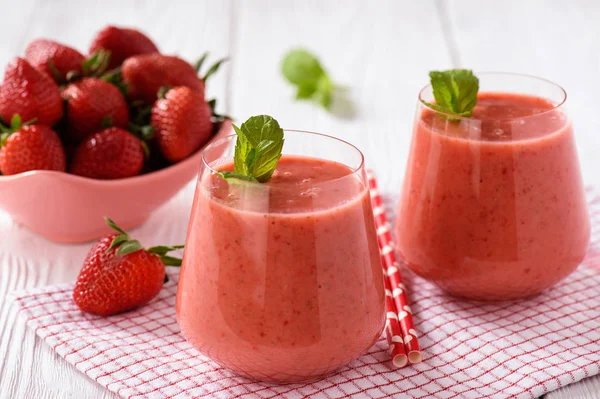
418;71;568;121
201;129;366;185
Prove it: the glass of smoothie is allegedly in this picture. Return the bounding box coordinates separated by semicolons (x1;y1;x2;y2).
396;72;590;301
176;129;385;383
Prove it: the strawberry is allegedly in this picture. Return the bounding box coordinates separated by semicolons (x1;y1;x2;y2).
89;26;159;70
70;127;145;179
73;217;183;316
151;86;213;163
122;54;204;104
0;116;65;175
25;39;85;83
62;77;129;141
0;57;63;126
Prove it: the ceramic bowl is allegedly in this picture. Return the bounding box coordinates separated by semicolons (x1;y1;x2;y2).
0;121;231;243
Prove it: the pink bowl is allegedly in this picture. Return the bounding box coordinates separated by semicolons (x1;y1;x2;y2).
0;121;231;243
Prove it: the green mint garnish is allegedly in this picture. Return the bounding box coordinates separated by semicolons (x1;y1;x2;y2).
218;115;284;183
422;69;479;117
281;49;334;110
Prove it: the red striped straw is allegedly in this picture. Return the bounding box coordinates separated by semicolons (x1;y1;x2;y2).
367;170;423;365
383;272;408;368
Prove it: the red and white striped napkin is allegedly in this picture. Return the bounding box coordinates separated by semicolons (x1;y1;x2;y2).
9;175;600;399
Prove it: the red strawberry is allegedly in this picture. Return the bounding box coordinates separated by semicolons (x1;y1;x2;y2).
151;86;213;163
62;78;129;141
70;127;145;179
89;26;159;70
122;54;204;104
73;217;183;316
25;39;85;83
0;118;65;175
0;57;63;126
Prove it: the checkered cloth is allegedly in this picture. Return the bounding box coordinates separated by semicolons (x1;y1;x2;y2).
9;180;600;399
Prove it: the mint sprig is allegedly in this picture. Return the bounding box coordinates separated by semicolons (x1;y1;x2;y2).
219;115;284;183
281;49;334;110
422;69;479;117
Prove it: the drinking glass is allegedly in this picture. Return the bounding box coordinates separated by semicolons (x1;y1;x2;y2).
177;131;385;383
396;73;590;300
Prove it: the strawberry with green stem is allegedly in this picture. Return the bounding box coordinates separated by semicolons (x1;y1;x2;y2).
69;127;146;179
25;38;112;84
0;114;65;175
73;217;184;316
89;26;159;70
121;52;227;105
25;39;85;83
0;57;63;126
150;85;213;163
62;77;129;141
127;52;228;145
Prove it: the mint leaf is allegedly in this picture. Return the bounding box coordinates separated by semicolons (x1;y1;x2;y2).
233;124;251;176
281;49;335;111
220;115;284;183
315;74;333;108
423;69;479;117
218;171;259;182
282;49;324;85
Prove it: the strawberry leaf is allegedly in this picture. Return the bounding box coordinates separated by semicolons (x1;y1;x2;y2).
160;255;182;266
147;245;185;255
194;52;209;73
102;116;113;128
203;57;228;82
207;98;233;122
66;70;80;82
0;133;9;147
10;115;21;131
84;50;111;77
108;234;129;251
104;217;128;235
101;68;128;98
46;60;63;83
157;86;173;100
140;125;154;140
116;240;143;257
23;117;38;127
141;141;150;159
0;123;11;135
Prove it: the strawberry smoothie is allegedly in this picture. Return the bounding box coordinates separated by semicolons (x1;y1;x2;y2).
177;155;385;382
397;92;590;300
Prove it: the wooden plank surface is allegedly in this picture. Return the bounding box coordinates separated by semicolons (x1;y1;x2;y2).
0;1;599;398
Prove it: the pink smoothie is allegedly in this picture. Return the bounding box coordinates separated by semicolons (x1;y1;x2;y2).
397;92;590;300
177;156;385;382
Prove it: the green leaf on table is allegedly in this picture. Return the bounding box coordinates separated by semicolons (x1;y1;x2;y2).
220;115;284;183
281;48;336;111
422;69;479;117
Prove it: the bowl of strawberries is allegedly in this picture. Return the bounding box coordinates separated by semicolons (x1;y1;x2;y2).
0;26;230;243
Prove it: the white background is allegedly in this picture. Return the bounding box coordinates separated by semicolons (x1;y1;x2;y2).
1;1;599;398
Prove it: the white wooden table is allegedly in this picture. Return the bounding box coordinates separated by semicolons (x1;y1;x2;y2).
1;1;599;398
